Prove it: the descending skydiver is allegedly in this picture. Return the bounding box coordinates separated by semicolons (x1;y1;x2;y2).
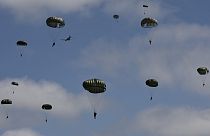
149;40;152;45
61;35;71;41
150;96;153;101
52;42;55;47
94;112;97;119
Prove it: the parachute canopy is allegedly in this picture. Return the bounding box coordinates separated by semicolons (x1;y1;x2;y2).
197;67;209;75
1;99;12;104
46;17;65;28
113;14;119;19
11;81;19;86
16;40;27;46
83;78;106;94
143;5;149;8
141;17;158;28
146;79;158;87
42;104;52;110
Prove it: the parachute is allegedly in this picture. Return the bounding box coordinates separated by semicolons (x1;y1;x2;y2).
11;81;19;86
146;79;158;100
46;16;65;47
83;78;106;119
11;81;19;94
16;40;27;57
46;17;65;28
1;99;12;119
42;104;52;123
141;18;158;28
83;78;106;94
113;14;119;21
197;67;209;86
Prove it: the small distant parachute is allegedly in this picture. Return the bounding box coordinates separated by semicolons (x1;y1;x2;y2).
197;67;209;86
42;104;52;123
141;17;158;28
83;78;106;119
11;81;19;86
1;99;12;119
113;14;119;21
16;40;28;57
1;99;12;105
146;79;158;100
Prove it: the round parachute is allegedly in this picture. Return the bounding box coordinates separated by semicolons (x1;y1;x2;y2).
46;17;65;28
42;104;52;110
197;67;209;75
146;79;158;87
113;14;119;20
83;78;106;94
1;99;12;104
11;81;19;86
16;40;27;46
141;17;158;28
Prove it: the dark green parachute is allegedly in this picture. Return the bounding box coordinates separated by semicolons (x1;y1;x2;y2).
113;14;119;20
42;104;52;110
146;79;158;87
141;17;158;28
16;40;27;46
1;99;12;104
11;81;19;86
83;78;106;94
46;17;65;28
197;67;209;75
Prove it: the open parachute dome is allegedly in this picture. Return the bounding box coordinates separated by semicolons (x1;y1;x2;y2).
46;17;65;28
197;67;209;75
11;81;19;86
83;78;106;94
141;17;158;28
42;104;52;110
1;99;12;104
146;79;158;87
113;14;119;19
16;40;27;46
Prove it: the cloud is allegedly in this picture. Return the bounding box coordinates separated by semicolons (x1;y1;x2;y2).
0;77;91;128
0;0;104;20
134;106;210;136
1;128;42;136
74;23;210;93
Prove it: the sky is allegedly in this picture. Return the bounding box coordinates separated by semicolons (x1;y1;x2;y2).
0;0;210;136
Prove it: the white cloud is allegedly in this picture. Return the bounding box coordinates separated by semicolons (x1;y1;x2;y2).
0;0;103;20
1;128;42;136
135;106;210;136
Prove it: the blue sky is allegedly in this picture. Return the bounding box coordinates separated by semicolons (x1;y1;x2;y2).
0;0;210;136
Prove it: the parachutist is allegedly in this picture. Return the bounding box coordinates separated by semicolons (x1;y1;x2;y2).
150;96;153;101
203;83;205;87
63;36;71;41
149;40;152;45
20;54;23;57
52;42;55;47
94;112;97;119
6;116;8;119
45;119;48;123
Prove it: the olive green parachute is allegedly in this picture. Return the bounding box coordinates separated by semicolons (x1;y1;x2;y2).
83;78;106;94
1;99;12;104
146;79;158;87
42;104;52;110
113;14;119;20
143;5;148;8
197;67;209;75
141;17;158;28
16;40;27;46
46;17;65;28
11;81;19;86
